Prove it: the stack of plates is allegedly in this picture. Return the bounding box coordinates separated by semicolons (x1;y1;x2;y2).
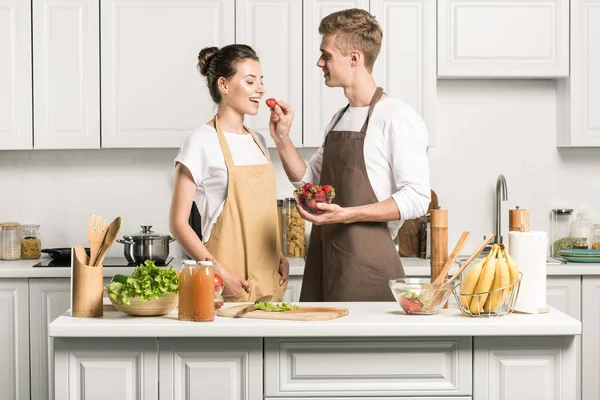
558;249;600;263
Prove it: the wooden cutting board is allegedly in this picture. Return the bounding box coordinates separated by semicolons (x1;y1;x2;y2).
217;305;349;321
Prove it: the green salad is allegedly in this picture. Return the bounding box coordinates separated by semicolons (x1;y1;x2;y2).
106;260;179;306
253;301;299;312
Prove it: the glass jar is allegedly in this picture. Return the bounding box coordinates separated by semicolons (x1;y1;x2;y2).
1;222;21;260
21;224;41;260
277;199;284;251
591;224;600;250
550;209;574;257
195;260;215;322
571;210;593;249
178;260;198;321
285;197;306;258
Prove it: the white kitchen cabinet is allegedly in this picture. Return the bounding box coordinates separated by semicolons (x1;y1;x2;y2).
0;279;30;400
159;337;262;400
474;336;577;400
283;276;302;302
303;0;369;147
54;337;158;399
100;0;234;148
371;0;436;147
33;0;100;149
582;277;600;400
265;398;471;400
264;337;472;397
546;276;581;319
29;279;70;400
0;0;32;149
438;0;569;78
557;0;600;147
236;0;303;149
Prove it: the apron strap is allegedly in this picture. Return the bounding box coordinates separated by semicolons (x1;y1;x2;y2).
329;104;350;132
359;87;385;134
244;125;272;163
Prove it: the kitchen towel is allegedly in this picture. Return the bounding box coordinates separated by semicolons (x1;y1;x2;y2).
508;231;548;314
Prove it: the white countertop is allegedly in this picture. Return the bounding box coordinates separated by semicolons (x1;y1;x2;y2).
48;301;581;338
1;256;598;278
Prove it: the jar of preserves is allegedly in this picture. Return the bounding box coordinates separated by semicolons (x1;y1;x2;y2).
1;222;21;260
178;260;198;321
195;260;215;322
285;197;306;258
21;224;41;260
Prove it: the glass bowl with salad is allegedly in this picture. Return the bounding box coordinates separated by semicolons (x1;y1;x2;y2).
389;278;457;315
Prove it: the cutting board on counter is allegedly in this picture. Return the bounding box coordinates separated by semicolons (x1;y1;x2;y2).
217;305;349;321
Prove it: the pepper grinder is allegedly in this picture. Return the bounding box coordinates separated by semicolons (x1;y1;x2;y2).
430;207;448;284
509;206;530;232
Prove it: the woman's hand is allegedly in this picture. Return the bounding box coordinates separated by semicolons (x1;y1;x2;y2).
215;261;249;296
278;252;289;286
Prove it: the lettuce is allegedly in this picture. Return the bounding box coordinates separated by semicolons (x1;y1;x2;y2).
253;301;299;312
106;260;179;306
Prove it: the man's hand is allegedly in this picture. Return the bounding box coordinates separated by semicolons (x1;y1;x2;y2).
269;100;294;144
296;202;352;225
278;253;289;286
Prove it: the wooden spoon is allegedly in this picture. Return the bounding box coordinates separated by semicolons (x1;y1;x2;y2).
87;214;105;266
447;233;495;283
93;217;123;267
432;231;471;285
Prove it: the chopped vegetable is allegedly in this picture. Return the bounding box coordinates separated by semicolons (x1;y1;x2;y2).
398;291;431;314
253;301;299;312
106;260;179;306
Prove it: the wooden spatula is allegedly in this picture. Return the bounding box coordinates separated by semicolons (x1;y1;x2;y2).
87;214;106;266
93;217;123;267
432;231;471;285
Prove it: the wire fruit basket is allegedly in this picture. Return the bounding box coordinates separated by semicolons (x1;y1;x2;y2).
452;272;523;318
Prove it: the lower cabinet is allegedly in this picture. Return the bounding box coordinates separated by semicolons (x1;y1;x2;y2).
582;277;600;400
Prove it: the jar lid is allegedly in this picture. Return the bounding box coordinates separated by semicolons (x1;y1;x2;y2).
277;199;283;205
21;224;40;229
198;260;214;266
552;209;573;214
123;225;171;240
0;222;21;230
181;260;196;266
285;197;296;202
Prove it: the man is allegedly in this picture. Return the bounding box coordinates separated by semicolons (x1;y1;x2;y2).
269;8;431;301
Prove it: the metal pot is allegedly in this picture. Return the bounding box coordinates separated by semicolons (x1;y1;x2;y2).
117;225;175;264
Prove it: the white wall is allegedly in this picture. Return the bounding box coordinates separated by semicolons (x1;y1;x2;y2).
1;79;599;258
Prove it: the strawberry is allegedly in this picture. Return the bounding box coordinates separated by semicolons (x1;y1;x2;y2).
322;185;334;194
214;273;223;290
266;98;277;109
399;297;424;314
307;198;318;211
314;192;325;202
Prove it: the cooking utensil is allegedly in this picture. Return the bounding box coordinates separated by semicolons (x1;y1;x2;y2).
41;247;90;262
71;245;103;317
117;225;175;265
432;231;471;285
87;214;106;266
234;295;273;318
220;304;349;321
94;217;123;267
447;233;495;283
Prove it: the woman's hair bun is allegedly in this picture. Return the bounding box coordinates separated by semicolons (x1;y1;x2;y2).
198;47;220;76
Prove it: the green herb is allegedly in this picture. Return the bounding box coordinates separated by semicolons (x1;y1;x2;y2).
253;301;299;312
106;260;179;306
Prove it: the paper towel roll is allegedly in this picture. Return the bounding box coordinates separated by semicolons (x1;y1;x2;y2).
508;231;548;314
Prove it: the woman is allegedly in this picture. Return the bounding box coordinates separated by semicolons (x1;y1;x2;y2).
169;44;289;302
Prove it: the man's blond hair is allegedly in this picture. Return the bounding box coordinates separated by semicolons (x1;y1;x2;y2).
318;8;382;72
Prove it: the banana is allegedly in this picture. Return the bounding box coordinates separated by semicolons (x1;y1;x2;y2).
503;246;521;291
459;256;487;309
470;245;498;314
484;248;510;312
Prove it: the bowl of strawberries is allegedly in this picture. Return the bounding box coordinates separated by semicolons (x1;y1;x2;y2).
294;183;335;214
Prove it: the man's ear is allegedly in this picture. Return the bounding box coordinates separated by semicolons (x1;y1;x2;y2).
350;50;361;66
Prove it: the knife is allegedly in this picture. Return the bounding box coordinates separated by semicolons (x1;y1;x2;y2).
234;295;273;318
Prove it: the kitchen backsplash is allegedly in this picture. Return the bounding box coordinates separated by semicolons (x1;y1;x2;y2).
2;80;600;258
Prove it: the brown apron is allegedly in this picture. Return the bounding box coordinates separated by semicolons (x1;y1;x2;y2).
300;87;405;302
205;115;286;302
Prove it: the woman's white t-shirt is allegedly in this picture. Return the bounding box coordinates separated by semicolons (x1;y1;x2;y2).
174;124;269;242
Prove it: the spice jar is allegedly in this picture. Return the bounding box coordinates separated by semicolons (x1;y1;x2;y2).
21;224;41;259
285;197;306;258
1;222;21;260
178;260;198;321
550;209;574;257
195;260;215;322
571;210;593;249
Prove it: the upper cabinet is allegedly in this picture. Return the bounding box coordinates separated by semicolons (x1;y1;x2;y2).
33;0;100;149
372;0;436;147
557;0;600;147
437;0;569;78
303;0;369;148
236;0;303;149
100;0;235;148
0;0;32;150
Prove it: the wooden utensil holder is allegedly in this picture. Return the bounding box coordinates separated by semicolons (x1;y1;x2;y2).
71;245;103;318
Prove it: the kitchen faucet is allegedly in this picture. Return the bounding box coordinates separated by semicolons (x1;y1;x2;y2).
495;174;508;244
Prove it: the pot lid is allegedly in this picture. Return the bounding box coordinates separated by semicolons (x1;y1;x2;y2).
123;225;170;240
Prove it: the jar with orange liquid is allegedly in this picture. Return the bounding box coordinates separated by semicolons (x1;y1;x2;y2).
178;260;198;321
195;260;215;322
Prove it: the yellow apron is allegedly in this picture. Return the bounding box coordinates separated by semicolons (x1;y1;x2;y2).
205;115;286;302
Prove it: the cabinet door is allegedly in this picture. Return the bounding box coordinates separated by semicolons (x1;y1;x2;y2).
546;276;581;319
159;338;262;400
236;0;302;148
582;277;600;400
438;0;569;78
33;0;100;149
0;280;30;400
371;0;436;147
303;0;369;147
0;0;32;149
54;338;158;400
283;276;302;302
557;0;600;147
29;279;71;400
101;0;234;148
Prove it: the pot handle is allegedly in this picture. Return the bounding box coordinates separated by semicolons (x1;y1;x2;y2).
169;236;176;243
117;239;134;245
